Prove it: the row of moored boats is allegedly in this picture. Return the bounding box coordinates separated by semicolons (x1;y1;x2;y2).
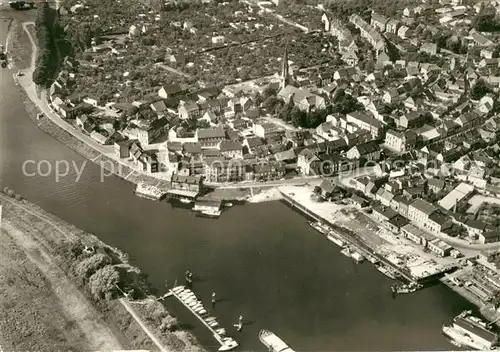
171;286;238;351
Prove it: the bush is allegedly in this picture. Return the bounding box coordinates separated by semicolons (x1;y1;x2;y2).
89;266;120;301
14;194;23;201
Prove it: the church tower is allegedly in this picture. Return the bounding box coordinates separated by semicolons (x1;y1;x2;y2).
281;45;290;89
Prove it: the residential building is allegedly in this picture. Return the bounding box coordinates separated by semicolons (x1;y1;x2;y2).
253;161;286;181
408;198;437;228
427;239;452;257
385;130;416;153
196;126;226;148
346;141;381;161
203;158;244;183
218;140;243;159
166;174;203;200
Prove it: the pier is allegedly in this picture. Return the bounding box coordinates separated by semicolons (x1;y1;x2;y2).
165;286;238;351
280;190;431;284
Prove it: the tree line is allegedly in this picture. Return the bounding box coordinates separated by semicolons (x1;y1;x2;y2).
32;2;59;87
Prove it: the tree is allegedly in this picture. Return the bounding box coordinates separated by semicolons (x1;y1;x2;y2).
470;79;492;100
262;86;278;99
263;96;280;112
74;253;112;281
88;266;120;301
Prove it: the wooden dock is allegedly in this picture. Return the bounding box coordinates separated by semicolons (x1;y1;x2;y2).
165;286;238;351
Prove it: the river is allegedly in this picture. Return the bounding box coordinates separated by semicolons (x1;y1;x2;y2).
0;8;475;351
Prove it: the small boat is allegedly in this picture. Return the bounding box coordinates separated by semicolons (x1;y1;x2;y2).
351;250;364;263
216;328;226;336
218;337;238;351
209;321;219;328
198;309;207;315
375;264;397;280
180;198;192;204
259;329;295;352
309;221;329;235
366;254;379;264
187;301;199;307
225;202;233;207
172;286;185;293
340;247;352;258
205;316;217;322
197;209;222;218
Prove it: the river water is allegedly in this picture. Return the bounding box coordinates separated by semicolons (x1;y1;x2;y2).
0;9;475;351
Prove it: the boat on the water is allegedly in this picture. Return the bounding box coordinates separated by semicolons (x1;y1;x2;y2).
309;221;329;235
179;198;193;204
197;209;222;218
394;282;423;294
326;233;344;247
218;337;238;351
366;254;379;264
259;329;296;352
442;310;499;350
350;250;364;263
340;247;352;258
375;263;397;280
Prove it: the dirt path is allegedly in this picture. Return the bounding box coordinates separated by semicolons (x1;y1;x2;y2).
2;220;124;351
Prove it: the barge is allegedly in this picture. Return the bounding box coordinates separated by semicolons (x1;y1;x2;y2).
134;183;166;201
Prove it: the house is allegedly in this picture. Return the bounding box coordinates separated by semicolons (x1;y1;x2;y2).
346;141;381;161
158;84;184;99
419;42;438;56
426;211;452;234
427;178;445;194
479;231;500;244
196;126;226;148
203;158;244;183
138;152;159;173
386;19;400;34
427;239;452;257
297;149;320;176
370;11;389;32
464;220;488;238
346;111;381;137
253;122;283;139
219;140;243;159
253;161;286;181
342;50;359;66
114;140;132;159
350;194;369;208
83;95;102;107
408;198;437;228
385;130;415;153
397;25;412;39
166;174;203;200
376;188;395;207
373;205;398;223
75;115;96;133
123;118;168;146
178;102;200;120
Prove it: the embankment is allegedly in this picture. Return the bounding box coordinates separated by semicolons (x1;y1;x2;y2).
0;190;204;351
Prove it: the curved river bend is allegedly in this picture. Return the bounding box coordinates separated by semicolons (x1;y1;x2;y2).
0;11;474;351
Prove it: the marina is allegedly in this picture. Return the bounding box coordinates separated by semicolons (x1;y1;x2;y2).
166;285;239;351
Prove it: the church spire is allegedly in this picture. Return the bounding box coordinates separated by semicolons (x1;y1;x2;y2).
281;45;290;89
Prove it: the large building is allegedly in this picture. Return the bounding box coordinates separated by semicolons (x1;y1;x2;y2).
203;158;244;183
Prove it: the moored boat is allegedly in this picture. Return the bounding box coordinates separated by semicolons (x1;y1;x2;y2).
375;263;397;280
218;337;238;351
179;198;193;204
350;250;364;263
197;209;222;218
259;329;295;352
309;221;329;235
340;247;352;258
326;233;344;247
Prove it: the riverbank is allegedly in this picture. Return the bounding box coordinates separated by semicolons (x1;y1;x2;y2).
0;191;204;351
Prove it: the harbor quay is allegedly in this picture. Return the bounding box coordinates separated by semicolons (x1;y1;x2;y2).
278;184;460;285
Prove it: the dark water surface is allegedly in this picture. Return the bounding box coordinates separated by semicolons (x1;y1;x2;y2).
0;10;475;351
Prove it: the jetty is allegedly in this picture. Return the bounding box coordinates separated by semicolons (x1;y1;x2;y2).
165;286;238;351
